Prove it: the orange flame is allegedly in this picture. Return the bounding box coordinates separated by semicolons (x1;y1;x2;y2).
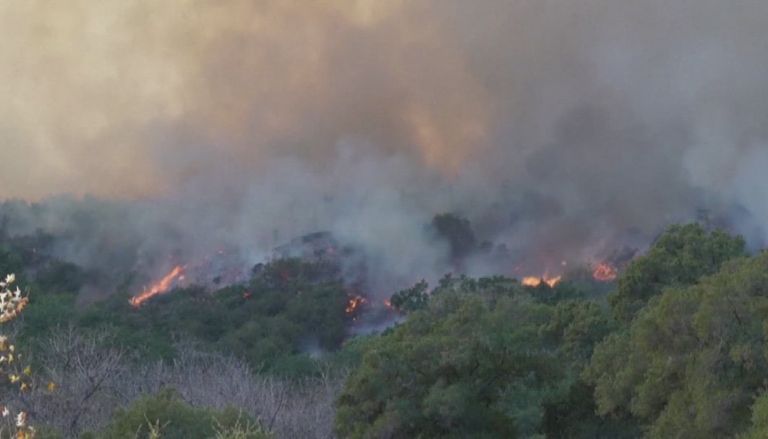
345;295;366;315
522;275;562;288
130;265;186;308
592;262;618;282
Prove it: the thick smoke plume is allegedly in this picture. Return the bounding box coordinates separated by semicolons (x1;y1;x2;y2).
1;0;768;295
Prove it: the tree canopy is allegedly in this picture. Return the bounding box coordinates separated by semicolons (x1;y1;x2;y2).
609;224;745;322
336;278;615;438
586;252;768;438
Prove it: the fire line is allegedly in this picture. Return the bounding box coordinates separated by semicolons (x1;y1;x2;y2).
130;265;186;308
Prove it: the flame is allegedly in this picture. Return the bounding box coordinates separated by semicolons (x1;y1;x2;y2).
345;295;366;315
130;265;186;308
521;275;562;288
592;262;618;282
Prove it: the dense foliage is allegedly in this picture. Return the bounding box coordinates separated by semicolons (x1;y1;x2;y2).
586;252;768;437
336;277;622;438
609;224;746;322
6;222;768;438
336;224;768;438
21;258;351;376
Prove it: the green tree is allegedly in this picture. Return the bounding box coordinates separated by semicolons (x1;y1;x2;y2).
431;213;477;261
585;252;768;438
741;392;768;439
337;284;613;438
389;280;429;313
609;223;745;322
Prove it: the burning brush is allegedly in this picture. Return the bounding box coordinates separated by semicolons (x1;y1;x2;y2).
592;262;618;282
345;295;367;316
130;265;186;308
521;275;562;288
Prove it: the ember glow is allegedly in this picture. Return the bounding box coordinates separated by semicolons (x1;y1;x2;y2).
521;275;562;288
130;265;186;308
592;262;618;282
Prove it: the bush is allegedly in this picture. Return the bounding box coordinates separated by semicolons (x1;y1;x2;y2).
336;286;614;438
99;389;270;439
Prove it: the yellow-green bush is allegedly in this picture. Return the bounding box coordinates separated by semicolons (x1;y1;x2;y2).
97;389;270;439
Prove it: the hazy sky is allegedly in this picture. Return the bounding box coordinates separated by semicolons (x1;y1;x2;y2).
1;0;489;199
2;0;764;200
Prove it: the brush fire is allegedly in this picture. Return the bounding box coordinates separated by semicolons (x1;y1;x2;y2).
130;265;186;308
592;262;619;282
345;296;366;316
519;259;622;288
127;251;622;310
123;225;627;318
521;275;562;288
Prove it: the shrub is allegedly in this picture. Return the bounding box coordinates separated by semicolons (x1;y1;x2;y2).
99;389;270;439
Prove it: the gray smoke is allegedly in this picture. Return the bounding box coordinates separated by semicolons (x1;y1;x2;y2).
1;0;767;295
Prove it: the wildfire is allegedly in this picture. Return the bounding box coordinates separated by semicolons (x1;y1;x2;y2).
521;275;562;288
592;262;618;282
130;265;186;308
345;295;366;315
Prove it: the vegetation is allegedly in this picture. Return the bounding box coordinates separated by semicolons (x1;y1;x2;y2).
338;223;767;438
336;277;621;438
586;252;768;437
0;273;34;438
5;222;768;438
97;390;269;439
430;213;477;262
22;258;350;377
608;224;746;322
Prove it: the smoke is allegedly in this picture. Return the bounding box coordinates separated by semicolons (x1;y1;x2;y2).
1;0;768;293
